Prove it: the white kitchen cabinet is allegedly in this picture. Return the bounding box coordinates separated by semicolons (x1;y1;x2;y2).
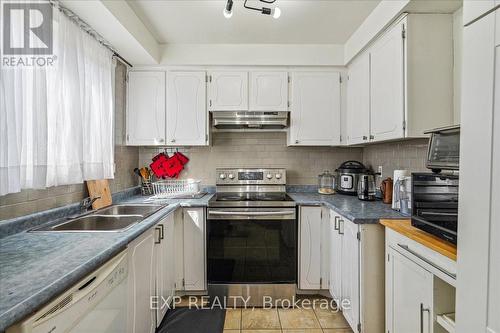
127;228;156;333
182;207;206;291
155;214;176;327
347;53;370;145
320;207;330;291
249;71;288;111
386;247;434;333
328;210;385;333
289;72;341;146
457;8;499;333
299;206;322;289
329;211;342;301
348;14;454;145
340;218;360;331
369;19;405;142
126;71;166;146
463;0;497;26
166;71;208;146
209;71;248;111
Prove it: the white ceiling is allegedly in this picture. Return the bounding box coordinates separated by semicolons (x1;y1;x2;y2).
127;0;381;44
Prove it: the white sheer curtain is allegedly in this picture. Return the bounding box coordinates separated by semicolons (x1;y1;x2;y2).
0;7;114;196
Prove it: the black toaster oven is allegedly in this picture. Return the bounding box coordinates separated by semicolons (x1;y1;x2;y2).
411;173;459;244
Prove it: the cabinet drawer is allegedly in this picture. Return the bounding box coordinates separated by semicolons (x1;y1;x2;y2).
386;228;457;286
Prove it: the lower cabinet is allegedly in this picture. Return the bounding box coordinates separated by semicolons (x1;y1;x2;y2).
127;227;156;333
386;247;433;333
127;213;177;333
328;209;385;333
298;206;329;290
175;207;207;292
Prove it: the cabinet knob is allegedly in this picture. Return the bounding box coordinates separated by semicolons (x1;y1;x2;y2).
159;138;164;143
370;135;374;140
171;139;176;143
295;140;299;144
363;136;368;140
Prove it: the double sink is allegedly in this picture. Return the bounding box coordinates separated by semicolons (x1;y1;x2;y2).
31;204;165;232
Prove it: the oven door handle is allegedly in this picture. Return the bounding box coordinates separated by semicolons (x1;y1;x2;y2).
209;210;294;216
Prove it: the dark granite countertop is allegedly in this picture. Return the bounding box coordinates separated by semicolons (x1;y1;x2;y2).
288;192;407;223
0;193;213;332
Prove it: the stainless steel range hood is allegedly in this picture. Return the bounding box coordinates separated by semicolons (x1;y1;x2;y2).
211;111;289;131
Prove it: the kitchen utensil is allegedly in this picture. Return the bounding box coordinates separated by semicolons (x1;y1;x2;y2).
318;170;336;195
392;170;410;209
380;177;393;204
336;160;369;195
86;179;112;209
357;174;376;201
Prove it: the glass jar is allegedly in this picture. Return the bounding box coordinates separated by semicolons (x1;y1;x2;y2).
318;170;336;195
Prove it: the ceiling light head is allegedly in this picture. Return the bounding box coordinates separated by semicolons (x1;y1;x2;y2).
271;7;281;19
223;0;233;19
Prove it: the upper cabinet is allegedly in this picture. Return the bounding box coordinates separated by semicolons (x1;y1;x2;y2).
369;18;405;142
126;71;166;146
166;71;207;146
288;72;341;146
249;71;288;111
208;71;248;111
347;53;370;145
463;0;497;25
345;14;454;145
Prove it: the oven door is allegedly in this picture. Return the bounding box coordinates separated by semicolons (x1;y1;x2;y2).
207;207;297;284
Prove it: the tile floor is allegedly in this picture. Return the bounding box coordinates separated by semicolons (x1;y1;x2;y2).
176;296;354;333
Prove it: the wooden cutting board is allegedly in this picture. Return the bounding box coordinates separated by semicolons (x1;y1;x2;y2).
86;179;112;209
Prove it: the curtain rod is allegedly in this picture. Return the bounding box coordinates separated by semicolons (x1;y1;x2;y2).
49;0;133;68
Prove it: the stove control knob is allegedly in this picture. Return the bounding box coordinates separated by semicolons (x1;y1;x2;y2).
228;173;235;180
275;173;282;179
266;173;273;179
219;173;227;180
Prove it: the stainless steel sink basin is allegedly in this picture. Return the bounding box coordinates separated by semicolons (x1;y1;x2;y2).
30;204;166;232
95;204;163;218
44;215;143;232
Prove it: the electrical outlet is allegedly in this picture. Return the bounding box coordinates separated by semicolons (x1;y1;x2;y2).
378;166;383;177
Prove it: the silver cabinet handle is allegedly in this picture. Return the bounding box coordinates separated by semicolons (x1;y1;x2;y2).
334;216;340;230
397;244;456;279
420;303;430;333
338;219;344;235
155;227;162;244
370;135;374;140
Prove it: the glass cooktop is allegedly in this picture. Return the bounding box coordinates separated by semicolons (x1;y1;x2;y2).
213;192;294;202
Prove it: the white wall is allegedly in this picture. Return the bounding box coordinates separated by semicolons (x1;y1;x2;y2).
159;44;345;66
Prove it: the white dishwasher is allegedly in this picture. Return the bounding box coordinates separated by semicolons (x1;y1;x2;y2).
8;250;128;333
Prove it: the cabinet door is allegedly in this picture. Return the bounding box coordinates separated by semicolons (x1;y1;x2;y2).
289;72;341;146
166;72;207;146
329;211;342;301
299;206;322;290
370;20;405;142
320;208;330;290
209;71;248;111
249;71;288;111
127;71;166;145
340;218;360;332
183;208;206;291
386;248;433;333
155;214;175;327
347;53;370;145
463;0;496;25
127;228;156;333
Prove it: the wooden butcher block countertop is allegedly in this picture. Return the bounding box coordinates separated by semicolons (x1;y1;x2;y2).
380;219;457;261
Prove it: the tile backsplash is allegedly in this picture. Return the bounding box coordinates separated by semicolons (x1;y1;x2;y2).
362;138;429;184
139;132;363;185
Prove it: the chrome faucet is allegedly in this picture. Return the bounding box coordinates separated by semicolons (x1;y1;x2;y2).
80;196;102;213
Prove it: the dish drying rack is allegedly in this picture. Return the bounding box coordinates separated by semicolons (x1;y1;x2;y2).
150;179;201;199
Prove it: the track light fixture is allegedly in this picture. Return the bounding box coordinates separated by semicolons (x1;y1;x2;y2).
223;0;281;19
